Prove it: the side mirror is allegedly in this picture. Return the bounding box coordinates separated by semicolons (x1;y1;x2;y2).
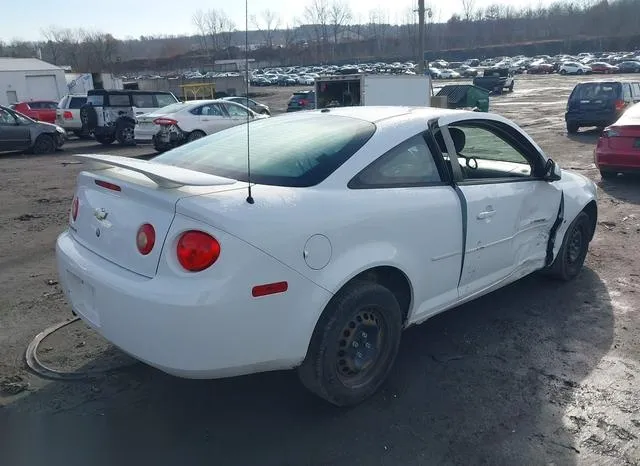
544;158;562;182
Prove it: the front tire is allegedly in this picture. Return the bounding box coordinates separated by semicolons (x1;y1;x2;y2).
298;281;402;407
30;134;56;154
600;169;617;180
548;212;592;281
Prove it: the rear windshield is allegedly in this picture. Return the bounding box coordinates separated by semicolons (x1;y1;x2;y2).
570;82;621;100
69;97;86;108
87;95;104;106
152;114;376;187
108;94;131;106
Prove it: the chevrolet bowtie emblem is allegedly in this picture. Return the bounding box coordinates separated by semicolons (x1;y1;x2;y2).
94;208;109;221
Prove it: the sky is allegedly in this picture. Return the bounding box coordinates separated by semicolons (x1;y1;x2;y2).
2;0;555;42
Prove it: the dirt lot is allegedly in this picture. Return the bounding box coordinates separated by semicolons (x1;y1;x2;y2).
1;74;639;466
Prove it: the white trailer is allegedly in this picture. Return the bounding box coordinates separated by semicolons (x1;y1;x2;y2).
314;74;431;109
65;73;124;94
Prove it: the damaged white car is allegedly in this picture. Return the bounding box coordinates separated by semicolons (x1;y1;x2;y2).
57;107;597;407
134;99;269;152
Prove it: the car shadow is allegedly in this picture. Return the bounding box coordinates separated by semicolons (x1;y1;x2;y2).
566;128;601;144
597;174;640;205
2;269;613;466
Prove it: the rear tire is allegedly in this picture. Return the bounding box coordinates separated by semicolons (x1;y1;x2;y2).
560;69;567;75
116;121;135;146
186;130;206;143
298;281;402;407
547;212;592;281
567;122;579;134
30;134;56;154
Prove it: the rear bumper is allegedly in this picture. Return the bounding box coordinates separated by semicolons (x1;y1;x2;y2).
55;228;331;379
565;111;620;128
595;148;640;172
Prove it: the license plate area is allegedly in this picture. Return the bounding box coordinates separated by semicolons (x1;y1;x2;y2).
66;270;99;327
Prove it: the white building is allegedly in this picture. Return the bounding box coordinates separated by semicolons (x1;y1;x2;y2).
0;58;67;106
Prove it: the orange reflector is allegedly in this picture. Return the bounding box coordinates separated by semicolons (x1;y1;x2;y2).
252;281;288;297
95;179;121;192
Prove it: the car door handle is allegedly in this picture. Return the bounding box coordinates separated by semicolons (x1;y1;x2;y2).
135;112;144;115
477;209;496;220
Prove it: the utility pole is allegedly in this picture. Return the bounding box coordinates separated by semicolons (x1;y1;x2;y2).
417;0;425;76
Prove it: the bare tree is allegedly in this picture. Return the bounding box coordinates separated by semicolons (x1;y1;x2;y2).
205;9;224;52
192;9;209;53
252;9;280;48
461;0;476;21
220;16;237;57
329;0;352;45
305;0;330;61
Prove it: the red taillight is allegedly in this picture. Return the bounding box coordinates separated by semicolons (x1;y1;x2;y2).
153;118;178;126
136;224;156;255
71;197;79;222
176;231;220;272
95;179;121;191
63;111;73;119
252;281;288;297
615;100;625;111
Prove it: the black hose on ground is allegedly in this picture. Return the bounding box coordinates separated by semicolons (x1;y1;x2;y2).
25;317;138;381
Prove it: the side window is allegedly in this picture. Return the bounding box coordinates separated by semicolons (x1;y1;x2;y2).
108;94;131;106
632;83;640;97
349;134;441;188
198;104;224;116
155;94;177;108
445;125;533;181
27;102;40;109
0;108;17;125
224;103;249;117
132;94;155;108
623;84;632;101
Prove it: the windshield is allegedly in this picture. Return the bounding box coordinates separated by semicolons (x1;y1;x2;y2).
571;82;621;100
152;113;376;187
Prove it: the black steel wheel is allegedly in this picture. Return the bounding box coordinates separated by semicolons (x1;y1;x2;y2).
30;134;56;154
548;211;592;281
298;281;402;407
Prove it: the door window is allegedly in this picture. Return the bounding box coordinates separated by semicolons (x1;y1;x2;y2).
0;108;17;125
224;103;250;117
155;94;177;108
197;104;224;116
350;134;442;188
132;94;155;108
442;125;534;181
623;84;632;102
632;83;640;97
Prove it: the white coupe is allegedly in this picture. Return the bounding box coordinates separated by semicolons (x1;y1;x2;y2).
134;99;268;152
57;107;598;406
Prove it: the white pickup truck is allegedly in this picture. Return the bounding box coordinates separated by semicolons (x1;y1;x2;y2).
55;94;88;137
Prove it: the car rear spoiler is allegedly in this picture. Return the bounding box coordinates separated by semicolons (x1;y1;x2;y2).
73;154;236;188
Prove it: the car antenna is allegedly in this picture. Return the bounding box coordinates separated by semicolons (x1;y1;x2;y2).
244;0;254;204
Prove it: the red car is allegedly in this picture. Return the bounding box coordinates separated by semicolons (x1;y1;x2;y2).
12;100;58;124
595;102;640;178
590;62;619;74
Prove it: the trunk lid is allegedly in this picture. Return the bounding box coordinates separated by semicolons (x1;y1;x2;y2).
69;155;238;278
569;82;621;112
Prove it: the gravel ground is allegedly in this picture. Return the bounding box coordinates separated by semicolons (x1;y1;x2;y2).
0;74;639;466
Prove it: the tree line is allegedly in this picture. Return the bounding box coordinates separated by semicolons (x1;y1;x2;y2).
0;0;639;72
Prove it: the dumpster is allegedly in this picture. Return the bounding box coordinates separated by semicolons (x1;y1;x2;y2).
435;84;489;112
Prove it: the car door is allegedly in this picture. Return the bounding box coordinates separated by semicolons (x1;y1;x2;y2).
436;118;562;298
348;132;462;321
194;103;232;134
0;107;31;151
